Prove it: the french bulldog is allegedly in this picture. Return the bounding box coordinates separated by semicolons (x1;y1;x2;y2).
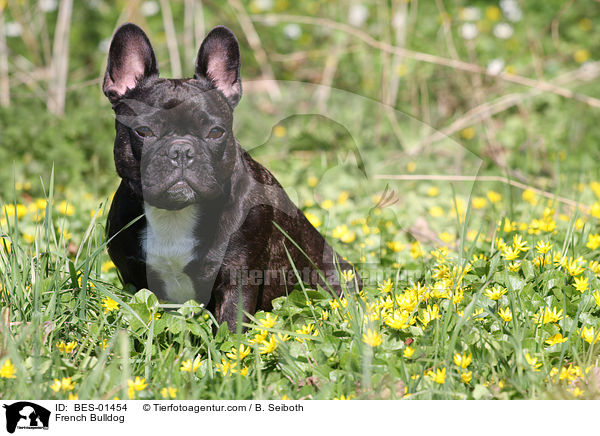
103;23;360;331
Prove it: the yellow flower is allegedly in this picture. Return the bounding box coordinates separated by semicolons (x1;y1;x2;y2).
341;269;355;282
403;346;415;358
226;344;251;361
524;353;542;371
89;208;103;218
337;191;350;205
591;181;600;198
545;333;568;346
3;204;27;219
532;307;563;325
487;190;502;204
410;242;424;259
485;5;501;21
259;335;278;354
377;278;393;293
216;358;237;376
460;127;475;140
406;161;416;173
57;340;77;354
50;377;75;392
567;258;586;276
453;352;472;369
362;329;382;347
127;376;147;399
586;234;600;250
0;359;16;378
0;237;11;253
429;206;444;217
273;125;286;138
418;304;440;327
307;176;318;188
68;393;78;400
501;246;520;261
304;212;321;228
452;287;465;305
512;235;529;252
180;355;202;372
591;202;600;219
57;200;74;216
276;333;290;343
581;326;599;344
574;49;590;64
161;387;178;399
386;241;405;253
572;387;584;397
427;186;439;197
22;233;35;243
522;189;537;205
472;197;487;210
50;379;62;393
101;260;116;272
258;313;277;330
574;276;589;293
484;286;507;301
593;290;600;308
333;224;355;242
535;240;552;255
498;307;513;322
101;297;120;313
321;199;334;210
384;310;412;330
461;371;472;384
507;261;521;272
340;231;356;243
295;323;317;343
427;367;446;384
438;232;454;243
60;377;75;391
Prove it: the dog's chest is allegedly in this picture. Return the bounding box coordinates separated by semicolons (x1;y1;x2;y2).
143;204;198;303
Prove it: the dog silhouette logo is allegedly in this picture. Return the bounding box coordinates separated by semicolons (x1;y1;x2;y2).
3;402;50;433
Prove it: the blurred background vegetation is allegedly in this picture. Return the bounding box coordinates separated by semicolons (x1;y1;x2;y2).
0;0;598;201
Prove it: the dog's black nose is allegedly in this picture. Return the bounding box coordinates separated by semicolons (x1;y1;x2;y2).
168;142;195;168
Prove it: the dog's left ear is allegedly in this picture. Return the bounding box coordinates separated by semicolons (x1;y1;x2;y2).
195;26;242;107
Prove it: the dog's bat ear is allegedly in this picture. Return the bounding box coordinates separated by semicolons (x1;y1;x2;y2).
195;26;242;107
103;23;158;103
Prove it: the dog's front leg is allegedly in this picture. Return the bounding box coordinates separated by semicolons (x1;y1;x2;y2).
210;279;260;332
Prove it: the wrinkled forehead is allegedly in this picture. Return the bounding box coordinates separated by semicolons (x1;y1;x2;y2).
117;78;233;124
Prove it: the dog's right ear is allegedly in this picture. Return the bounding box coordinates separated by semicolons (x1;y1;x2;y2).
103;23;158;103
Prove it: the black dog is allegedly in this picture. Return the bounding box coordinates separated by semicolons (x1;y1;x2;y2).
103;23;359;330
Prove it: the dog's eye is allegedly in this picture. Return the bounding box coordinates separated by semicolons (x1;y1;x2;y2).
207;127;225;139
135;126;154;138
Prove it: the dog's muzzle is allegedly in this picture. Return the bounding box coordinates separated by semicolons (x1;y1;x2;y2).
168;141;195;169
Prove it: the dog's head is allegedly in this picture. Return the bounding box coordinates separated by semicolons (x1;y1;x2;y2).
103;23;242;210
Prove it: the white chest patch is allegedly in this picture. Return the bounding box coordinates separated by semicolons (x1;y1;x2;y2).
143;203;198;303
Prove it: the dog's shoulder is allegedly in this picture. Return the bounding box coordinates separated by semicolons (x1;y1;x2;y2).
239;148;279;187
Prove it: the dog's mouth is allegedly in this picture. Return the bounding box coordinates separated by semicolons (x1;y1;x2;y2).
142;175;223;210
167;180;196;203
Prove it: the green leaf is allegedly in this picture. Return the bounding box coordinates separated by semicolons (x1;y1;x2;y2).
521;260;535;281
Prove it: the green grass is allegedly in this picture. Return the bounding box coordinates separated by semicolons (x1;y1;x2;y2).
1;166;600;400
1;0;600;400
